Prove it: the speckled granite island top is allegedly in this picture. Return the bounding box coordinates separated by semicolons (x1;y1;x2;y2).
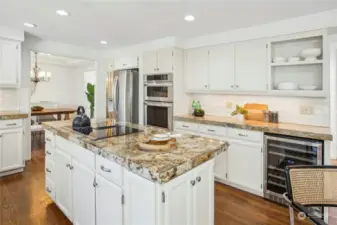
43;119;228;183
0;111;28;120
174;115;332;141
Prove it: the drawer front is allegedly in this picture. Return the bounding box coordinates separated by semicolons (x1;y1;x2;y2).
56;136;95;170
45;158;55;181
46;177;55;201
0;119;22;129
227;128;262;143
96;155;123;187
45;143;55;158
199;124;227;137
174;121;198;132
45;130;55;147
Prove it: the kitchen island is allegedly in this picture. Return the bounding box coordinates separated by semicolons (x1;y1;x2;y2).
43;119;228;225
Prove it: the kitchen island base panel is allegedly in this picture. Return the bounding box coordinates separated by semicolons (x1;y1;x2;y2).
0;168;24;177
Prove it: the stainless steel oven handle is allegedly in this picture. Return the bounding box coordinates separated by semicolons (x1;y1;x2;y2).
144;102;173;107
144;82;173;87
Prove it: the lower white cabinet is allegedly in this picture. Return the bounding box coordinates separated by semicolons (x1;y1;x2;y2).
227;141;263;194
55;149;73;220
72;158;96;225
214;151;227;181
96;174;123;225
0;128;24;173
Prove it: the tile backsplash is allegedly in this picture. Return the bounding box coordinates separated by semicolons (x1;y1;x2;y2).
0;89;20;111
190;94;329;127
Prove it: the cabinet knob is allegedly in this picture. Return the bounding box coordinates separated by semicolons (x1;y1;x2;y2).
46;187;51;193
69;165;74;170
46;151;51;155
93;181;98;187
66;164;70;168
196;176;201;182
204;85;208;88
231;85;234;88
157;68;159;71
190;180;196;186
46;168;51;173
236;85;239;88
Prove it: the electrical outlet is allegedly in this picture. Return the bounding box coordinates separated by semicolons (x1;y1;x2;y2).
225;101;233;109
300;105;314;115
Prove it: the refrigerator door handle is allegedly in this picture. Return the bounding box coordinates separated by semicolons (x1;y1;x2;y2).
113;75;119;116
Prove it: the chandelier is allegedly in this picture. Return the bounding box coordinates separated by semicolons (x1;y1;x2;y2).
30;52;51;83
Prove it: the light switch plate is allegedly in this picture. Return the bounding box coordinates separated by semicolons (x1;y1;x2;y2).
300;105;314;115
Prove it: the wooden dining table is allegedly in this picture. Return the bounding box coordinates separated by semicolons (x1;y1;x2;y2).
31;108;77;120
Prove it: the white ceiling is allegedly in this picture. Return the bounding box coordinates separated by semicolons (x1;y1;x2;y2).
31;52;95;68
1;0;337;49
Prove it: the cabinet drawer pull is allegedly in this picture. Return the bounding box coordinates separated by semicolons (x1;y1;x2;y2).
190;180;196;186
46;151;51;155
46;187;51;193
66;164;70;168
46;168;51;173
46;138;52;142
6;123;17;126
182;125;189;128
238;133;248;137
207;129;215;132
196;176;201;182
100;165;112;173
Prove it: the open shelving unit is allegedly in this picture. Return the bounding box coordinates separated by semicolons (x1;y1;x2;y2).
268;32;327;97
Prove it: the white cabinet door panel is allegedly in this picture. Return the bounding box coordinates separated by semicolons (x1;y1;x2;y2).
227;141;262;193
0;128;23;171
209;44;235;91
143;51;157;74
114;56;138;70
55;149;73;220
0;40;18;86
157;48;173;73
72;159;95;225
193;161;214;225
185;48;209;91
235;40;267;91
96;174;123;225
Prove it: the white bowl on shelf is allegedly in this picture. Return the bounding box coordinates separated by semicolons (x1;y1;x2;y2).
277;82;298;90
288;56;301;62
273;57;286;63
299;85;317;90
300;48;322;61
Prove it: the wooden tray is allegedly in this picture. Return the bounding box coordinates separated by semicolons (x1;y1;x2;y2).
244;103;268;121
139;138;176;152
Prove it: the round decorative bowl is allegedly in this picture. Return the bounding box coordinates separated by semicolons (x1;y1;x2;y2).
193;110;205;117
31;106;44;111
300;48;321;61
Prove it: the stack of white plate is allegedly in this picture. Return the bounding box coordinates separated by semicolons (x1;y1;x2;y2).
277;82;298;90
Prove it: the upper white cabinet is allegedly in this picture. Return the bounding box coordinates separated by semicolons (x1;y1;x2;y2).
0;39;20;88
0;128;23;172
143;48;173;74
185;48;209;91
235;40;268;91
209;45;235;91
113;56;139;70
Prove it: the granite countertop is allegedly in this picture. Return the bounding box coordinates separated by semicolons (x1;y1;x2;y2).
174;115;332;141
43;119;228;183
0;111;28;120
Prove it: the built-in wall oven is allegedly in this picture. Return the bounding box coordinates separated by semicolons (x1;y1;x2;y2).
144;74;173;130
264;133;324;218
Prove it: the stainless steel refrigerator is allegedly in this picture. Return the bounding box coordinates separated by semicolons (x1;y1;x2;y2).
106;69;139;123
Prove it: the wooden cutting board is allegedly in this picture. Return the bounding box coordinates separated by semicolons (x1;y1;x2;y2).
139;138;177;151
244;103;268;121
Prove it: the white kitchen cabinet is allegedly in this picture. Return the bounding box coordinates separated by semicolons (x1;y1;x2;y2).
72;158;96;225
96;174;123;225
157;48;173;73
235;40;268;91
163;172;193;225
113;56;138;70
185;48;208;91
227;141;263;194
193;160;214;225
209;44;235;91
124;169;157;225
214;151;227;181
0;128;23;172
143;48;173;74
0;40;20;87
55;149;73;220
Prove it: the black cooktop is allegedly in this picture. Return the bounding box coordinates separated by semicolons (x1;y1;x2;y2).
89;124;142;140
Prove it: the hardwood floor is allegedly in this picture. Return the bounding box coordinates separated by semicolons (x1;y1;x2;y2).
0;150;310;225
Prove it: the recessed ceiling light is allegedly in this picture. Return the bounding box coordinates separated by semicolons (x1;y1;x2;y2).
184;14;195;22
100;40;108;45
56;10;70;16
24;23;37;28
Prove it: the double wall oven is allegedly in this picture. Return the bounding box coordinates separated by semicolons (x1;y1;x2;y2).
144;74;173;130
